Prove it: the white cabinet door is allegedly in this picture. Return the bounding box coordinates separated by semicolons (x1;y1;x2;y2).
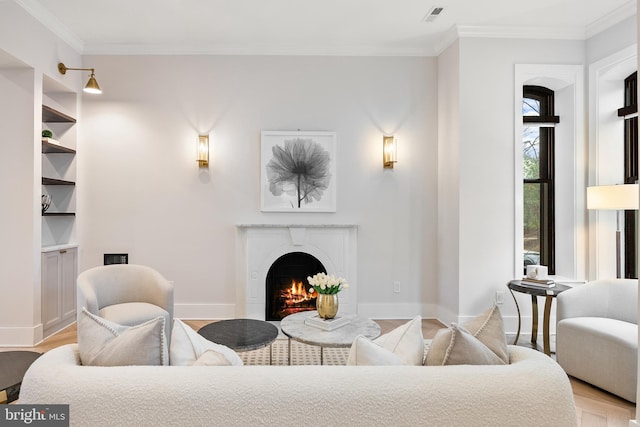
42;246;78;338
41;251;61;333
60;247;77;322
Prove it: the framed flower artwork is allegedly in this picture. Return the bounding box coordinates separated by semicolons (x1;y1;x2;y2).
260;130;336;212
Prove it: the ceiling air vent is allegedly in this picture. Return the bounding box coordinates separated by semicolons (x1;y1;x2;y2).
423;7;445;23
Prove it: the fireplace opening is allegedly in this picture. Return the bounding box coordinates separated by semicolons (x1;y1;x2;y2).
265;252;326;321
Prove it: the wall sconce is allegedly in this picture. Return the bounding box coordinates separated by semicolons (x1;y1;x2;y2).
383;136;397;169
197;135;209;167
58;62;102;94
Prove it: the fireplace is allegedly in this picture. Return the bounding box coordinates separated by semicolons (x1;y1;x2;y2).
265;252;326;321
236;224;358;320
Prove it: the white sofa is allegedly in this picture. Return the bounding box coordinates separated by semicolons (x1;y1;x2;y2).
556;278;638;403
20;344;577;427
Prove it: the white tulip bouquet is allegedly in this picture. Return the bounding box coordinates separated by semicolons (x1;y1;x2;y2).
307;272;349;295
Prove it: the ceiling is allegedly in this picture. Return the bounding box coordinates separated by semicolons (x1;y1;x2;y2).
14;0;638;56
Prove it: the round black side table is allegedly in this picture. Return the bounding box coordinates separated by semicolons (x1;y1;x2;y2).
0;351;41;403
198;319;279;364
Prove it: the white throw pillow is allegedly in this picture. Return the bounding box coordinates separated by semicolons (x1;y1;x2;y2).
169;319;243;366
192;350;234;366
374;315;425;365
78;308;168;366
347;335;405;366
347;316;424;366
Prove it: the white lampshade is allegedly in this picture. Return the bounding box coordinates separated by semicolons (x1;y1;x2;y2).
586;184;639;210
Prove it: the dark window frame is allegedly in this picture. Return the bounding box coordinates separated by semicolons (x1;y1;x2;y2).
523;85;557;275
621;72;638;279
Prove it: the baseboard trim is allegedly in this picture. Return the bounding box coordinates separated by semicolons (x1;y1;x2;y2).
356;303;440;320
0;324;43;347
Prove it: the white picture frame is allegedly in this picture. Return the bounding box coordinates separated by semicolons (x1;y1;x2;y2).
260;130;336;212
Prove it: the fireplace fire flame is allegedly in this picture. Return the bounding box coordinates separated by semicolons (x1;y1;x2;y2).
281;279;315;306
269;277;318;320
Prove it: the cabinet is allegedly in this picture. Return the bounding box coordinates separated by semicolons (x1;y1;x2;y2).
41;103;77;246
42;246;77;338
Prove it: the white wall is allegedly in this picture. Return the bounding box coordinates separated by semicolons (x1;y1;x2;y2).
79;55;438;319
0;2;82;88
448;24;636;335
455;37;586;333
587;16;637;65
436;40;461;325
0;67;39;344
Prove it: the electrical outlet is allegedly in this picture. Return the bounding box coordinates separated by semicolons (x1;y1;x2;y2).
495;290;504;304
393;281;401;293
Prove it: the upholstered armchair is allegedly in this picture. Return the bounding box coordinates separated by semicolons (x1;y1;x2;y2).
77;264;174;343
556;278;637;402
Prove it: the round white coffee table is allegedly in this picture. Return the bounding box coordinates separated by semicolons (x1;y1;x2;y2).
280;311;381;365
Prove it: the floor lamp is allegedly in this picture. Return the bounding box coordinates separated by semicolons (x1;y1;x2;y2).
587;184;639;278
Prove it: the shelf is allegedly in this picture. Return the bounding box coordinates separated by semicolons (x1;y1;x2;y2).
42;212;75;217
42;243;78;252
42;140;76;154
42;177;75;186
42;105;76;123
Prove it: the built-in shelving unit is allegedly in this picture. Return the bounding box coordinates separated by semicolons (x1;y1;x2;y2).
41;96;77;246
40;84;79;340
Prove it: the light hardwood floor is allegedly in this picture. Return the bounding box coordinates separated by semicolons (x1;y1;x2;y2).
2;319;635;426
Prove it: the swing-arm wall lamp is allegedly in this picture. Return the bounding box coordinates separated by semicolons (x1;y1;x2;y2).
58;62;102;94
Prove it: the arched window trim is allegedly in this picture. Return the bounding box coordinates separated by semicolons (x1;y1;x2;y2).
514;63;585;282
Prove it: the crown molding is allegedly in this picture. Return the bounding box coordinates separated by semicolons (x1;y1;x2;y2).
13;0;636;58
456;25;587;40
586;0;637;38
443;1;636;49
434;24;587;56
434;26;461;55
15;0;84;53
81;43;438;57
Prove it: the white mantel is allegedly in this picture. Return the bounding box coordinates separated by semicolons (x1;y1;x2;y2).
235;224;358;320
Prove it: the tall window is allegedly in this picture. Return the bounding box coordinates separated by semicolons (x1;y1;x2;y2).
522;86;558;274
620;72;638;279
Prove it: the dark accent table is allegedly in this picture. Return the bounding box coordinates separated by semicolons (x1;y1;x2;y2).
198;319;279;364
0;351;41;403
507;280;572;356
